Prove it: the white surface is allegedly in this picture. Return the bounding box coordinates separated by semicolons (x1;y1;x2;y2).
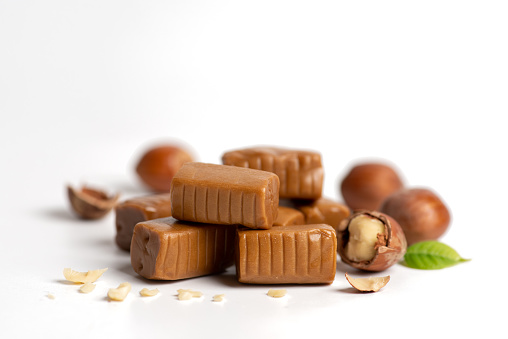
1;1;506;338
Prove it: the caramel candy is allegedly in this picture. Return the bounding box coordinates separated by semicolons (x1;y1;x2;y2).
282;197;351;233
222;147;323;200
236;224;337;284
131;217;236;280
115;193;172;251
170;162;279;229
274;206;305;226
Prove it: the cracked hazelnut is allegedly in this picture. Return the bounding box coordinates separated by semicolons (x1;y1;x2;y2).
380;188;451;246
340;163;404;211
337;210;407;271
345;273;390;292
135;145;194;192
67;185;119;220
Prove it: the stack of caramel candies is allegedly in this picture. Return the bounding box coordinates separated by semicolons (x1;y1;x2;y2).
119;147;351;284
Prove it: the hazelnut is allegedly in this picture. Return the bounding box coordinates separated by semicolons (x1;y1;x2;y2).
380;188;451;246
337;210;407;271
135;145;193;192
340;163;404;211
67;185;119;219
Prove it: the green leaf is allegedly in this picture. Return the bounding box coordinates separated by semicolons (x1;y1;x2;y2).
403;241;470;270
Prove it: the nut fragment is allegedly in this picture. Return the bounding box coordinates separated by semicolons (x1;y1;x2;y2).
267;289;287;298
177;289;203;300
345;273;390;292
108;282;132;301
47;293;56;300
212;294;225;302
67;185;119;219
345;214;385;262
139;288;159;297
79;282;96;293
63;267;108;283
337;211;407;271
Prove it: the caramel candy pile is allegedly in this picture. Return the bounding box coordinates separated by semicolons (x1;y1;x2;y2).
128;147;351;285
115;193;172;251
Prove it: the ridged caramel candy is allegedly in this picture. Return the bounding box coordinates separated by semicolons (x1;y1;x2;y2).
274;206;305;226
236;224;337;284
170;162;279;229
131;217;236;280
222;147;323;200
115;193;172;251
288;197;351;233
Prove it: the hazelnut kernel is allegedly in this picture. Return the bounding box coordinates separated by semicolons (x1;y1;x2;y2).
338;210;407;272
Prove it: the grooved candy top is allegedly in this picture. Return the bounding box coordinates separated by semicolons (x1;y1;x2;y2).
221;147;323;199
170;162;279;229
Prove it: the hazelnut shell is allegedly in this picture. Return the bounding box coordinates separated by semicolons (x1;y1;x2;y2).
337;210;407;272
380;188;451;245
67;185;119;220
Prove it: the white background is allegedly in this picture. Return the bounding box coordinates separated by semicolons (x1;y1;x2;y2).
1;1;506;338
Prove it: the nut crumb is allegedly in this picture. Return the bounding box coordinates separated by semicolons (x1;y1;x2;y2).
212;294;225;302
140;288;159;297
267;289;287;298
47;293;56;300
63;267;108;284
177;289;202;300
108;282;131;301
79;282;96;294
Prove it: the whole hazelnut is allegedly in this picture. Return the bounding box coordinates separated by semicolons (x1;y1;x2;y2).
337;210;407;272
340;163;404;211
380;188;451;246
135;145;193;192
